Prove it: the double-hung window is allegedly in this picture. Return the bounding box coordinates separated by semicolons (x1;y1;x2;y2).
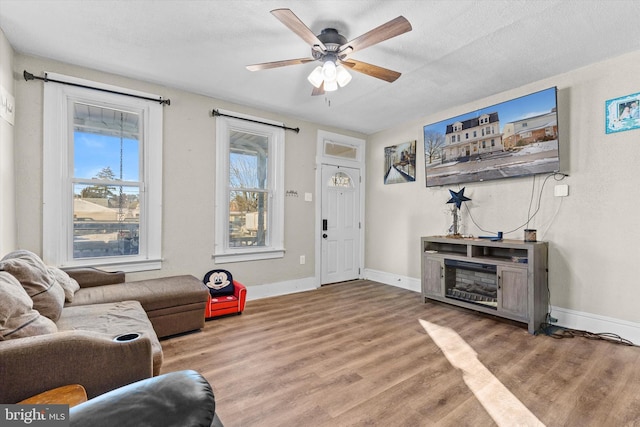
43;73;163;271
214;110;284;263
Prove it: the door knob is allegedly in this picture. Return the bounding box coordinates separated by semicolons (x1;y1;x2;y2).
323;234;328;239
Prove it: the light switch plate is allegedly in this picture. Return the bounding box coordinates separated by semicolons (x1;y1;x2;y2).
304;192;312;202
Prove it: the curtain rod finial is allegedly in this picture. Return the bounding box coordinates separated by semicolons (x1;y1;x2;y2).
23;70;34;81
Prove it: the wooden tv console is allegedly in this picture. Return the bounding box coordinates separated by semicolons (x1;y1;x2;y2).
421;236;548;334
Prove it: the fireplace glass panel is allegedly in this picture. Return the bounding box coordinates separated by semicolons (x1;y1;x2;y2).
444;259;497;309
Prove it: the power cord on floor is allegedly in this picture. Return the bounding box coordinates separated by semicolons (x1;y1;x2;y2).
538;321;638;347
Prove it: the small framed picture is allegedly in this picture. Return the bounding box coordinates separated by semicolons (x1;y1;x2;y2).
384;140;416;184
605;92;640;134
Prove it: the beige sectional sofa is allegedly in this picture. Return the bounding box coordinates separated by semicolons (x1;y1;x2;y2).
64;268;208;339
0;250;208;403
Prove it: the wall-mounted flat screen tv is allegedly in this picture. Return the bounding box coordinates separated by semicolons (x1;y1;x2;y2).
424;87;559;187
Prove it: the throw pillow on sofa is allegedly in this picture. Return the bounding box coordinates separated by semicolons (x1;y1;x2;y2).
48;266;80;303
0;271;58;340
0;250;65;322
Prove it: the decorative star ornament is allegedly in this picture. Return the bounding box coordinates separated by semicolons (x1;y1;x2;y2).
446;187;471;209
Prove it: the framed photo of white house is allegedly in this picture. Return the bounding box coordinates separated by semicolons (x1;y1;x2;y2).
424;87;560;187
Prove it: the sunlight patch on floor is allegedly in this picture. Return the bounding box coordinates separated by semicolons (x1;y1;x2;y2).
419;319;545;427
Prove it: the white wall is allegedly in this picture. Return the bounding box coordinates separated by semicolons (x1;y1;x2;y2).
0;28;16;256
365;50;640;331
12;53;365;289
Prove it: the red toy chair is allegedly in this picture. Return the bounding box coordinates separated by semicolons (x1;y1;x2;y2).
203;269;246;319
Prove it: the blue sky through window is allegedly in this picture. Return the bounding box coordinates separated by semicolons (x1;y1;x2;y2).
74;131;139;182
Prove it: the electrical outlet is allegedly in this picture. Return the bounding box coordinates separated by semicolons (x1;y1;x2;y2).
554;184;569;197
300;255;305;265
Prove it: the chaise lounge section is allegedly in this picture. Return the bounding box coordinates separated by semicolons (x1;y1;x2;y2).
64;268;209;339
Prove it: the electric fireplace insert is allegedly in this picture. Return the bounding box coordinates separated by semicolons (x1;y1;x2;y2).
444;259;497;309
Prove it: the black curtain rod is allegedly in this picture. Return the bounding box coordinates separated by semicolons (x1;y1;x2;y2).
23;70;170;105
212;109;299;133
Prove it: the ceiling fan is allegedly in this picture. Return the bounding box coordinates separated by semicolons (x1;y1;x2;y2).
246;9;412;96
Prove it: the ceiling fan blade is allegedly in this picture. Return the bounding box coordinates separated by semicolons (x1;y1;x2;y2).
271;8;327;51
340;59;402;82
311;82;325;96
339;16;411;55
246;57;316;71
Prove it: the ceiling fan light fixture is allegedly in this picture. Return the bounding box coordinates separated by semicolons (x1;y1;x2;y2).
335;64;352;87
324;79;338;92
307;66;324;88
321;60;337;81
248;10;412;96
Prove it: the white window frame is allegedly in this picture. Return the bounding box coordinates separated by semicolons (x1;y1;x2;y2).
43;73;163;272
214;109;285;263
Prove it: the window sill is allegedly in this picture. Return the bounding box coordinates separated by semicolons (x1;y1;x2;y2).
60;258;162;273
213;249;285;264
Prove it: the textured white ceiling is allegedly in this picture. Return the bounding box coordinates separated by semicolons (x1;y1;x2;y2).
1;0;639;134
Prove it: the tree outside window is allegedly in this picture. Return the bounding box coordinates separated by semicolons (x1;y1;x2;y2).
214;110;284;263
228;132;269;247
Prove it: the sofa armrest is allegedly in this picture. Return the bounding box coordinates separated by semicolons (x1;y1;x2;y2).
70;370;223;427
63;267;125;288
233;281;247;312
0;330;153;403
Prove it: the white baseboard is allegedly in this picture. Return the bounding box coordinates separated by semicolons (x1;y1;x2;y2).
245;276;318;301
364;268;640;345
363;268;421;293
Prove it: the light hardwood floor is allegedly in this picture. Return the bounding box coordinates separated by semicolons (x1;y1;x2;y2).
160;280;640;427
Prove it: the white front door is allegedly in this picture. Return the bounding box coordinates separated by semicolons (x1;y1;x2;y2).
321;165;361;284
